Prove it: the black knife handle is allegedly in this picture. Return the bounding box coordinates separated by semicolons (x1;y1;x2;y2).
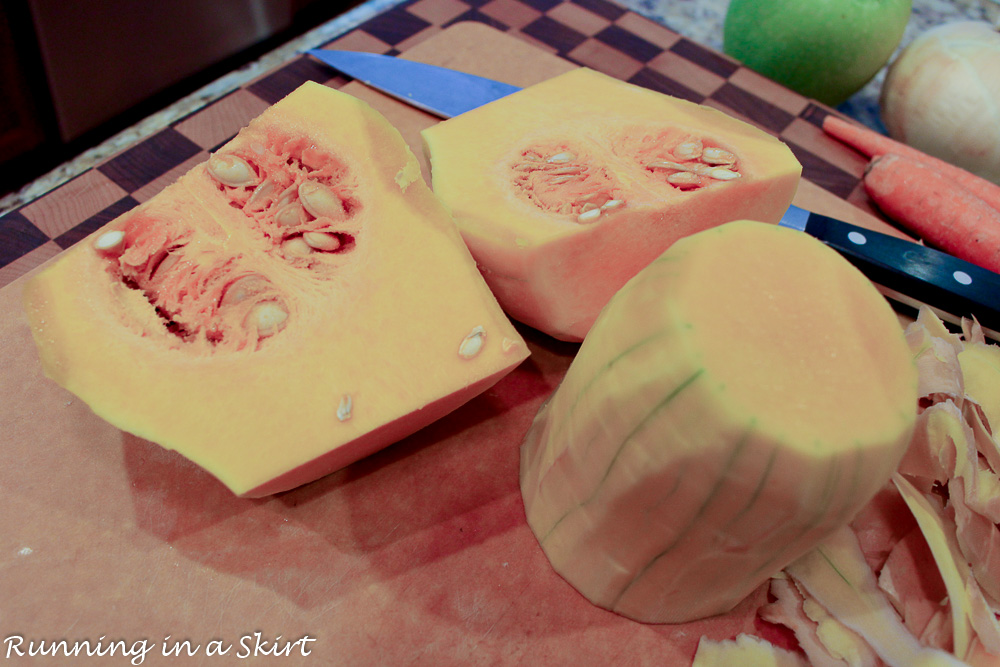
804;211;1000;334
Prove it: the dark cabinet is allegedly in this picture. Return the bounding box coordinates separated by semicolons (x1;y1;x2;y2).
0;0;353;196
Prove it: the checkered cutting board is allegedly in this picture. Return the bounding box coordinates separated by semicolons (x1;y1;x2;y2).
0;0;877;291
0;1;911;659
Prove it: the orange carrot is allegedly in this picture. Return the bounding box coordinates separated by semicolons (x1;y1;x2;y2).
863;153;1000;273
824;114;1000;213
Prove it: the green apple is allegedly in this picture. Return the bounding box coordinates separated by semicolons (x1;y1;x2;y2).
723;0;912;107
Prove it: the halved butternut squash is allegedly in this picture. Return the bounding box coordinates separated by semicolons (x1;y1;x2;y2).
23;81;528;497
422;68;802;341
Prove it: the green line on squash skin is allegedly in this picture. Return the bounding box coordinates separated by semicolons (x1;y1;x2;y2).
539;368;705;544
757;446;865;579
808;444;867;545
816;546;853;588
911;341;932;362
533;330;672;499
829;444;865;529
749;452;844;579
722;446;777;530
754;439;869;582
610;424;753;608
546;254;686;468
549;330;671;452
644;458;691;516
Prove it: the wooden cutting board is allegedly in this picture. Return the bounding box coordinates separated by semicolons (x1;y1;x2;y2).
1;12;903;666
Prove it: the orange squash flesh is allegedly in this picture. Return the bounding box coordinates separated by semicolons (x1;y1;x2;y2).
23;81;529;497
422;68;802;342
519;220;918;623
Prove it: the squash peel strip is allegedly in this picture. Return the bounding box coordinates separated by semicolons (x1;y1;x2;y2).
959;341;1000;481
719;307;1000;667
876;525;952;650
761;575;861;667
949;477;1000;613
692;633;809;667
902;310;1000;615
801;594;883;666
783;525;968;666
893;473;983;660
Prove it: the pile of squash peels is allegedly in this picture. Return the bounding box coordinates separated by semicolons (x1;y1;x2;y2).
694;306;1000;666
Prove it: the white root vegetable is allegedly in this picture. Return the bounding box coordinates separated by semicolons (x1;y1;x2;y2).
881;21;1000;185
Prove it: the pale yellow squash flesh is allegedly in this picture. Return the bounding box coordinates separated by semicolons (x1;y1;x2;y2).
519;220;918;623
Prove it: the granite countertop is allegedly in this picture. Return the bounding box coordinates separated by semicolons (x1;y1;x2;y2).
0;0;995;218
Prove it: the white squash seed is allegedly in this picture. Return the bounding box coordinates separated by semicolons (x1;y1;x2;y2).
458;326;486;359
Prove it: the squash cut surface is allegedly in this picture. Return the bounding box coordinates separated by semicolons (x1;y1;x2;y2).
519;220;918;623
422;68;802;341
23;82;528;497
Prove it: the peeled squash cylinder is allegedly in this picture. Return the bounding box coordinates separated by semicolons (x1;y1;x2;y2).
519;220;919;623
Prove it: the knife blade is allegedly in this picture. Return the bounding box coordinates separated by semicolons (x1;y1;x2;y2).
308;48;1000;337
307;49;518;118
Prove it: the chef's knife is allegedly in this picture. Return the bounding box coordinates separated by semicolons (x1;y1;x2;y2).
778;206;1000;336
307;48;1000;337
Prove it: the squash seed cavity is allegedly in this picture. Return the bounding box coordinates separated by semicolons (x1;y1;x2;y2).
511;145;624;222
511;131;740;220
205;135;361;269
633;130;742;189
98;132;368;352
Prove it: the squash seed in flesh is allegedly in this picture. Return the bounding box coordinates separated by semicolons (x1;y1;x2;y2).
150;250;182;280
337;394;353;422
281;236;314;257
220;275;269;307
246;178;279;212
667;172;701;187
708;168;741;180
673;140;703;161
94;230;125;254
458;326;486;359
299;180;346;220
546;152;576;164
702;147;736;165
207;154;259;188
648;160;741;181
577;208;602;223
302;231;342;252
247;300;289;338
275;202;307;228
